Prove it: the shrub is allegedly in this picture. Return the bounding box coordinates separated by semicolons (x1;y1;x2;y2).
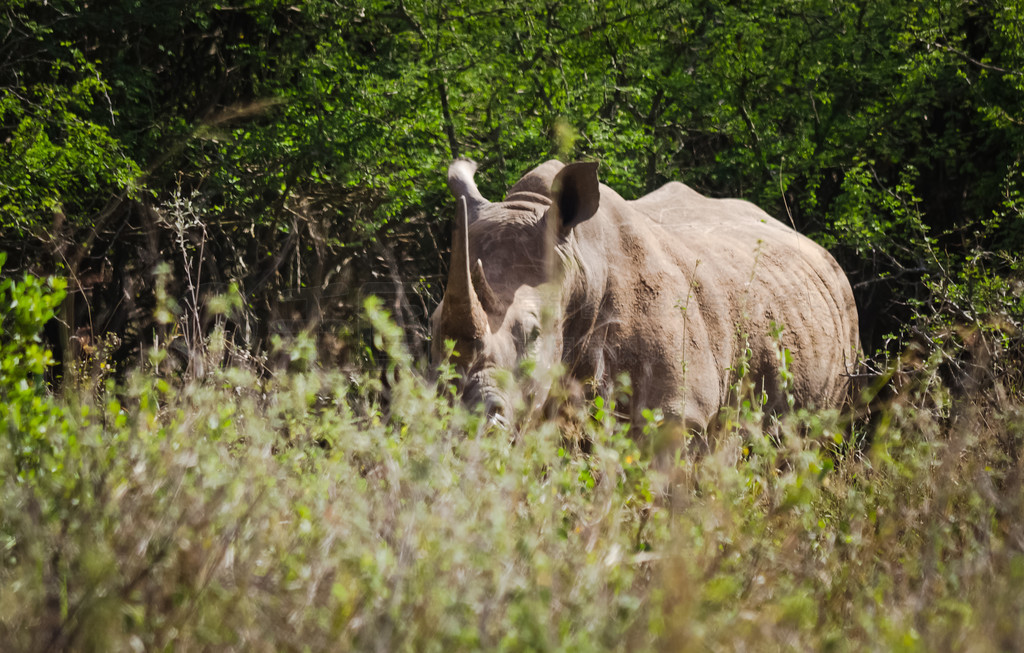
1;295;1023;650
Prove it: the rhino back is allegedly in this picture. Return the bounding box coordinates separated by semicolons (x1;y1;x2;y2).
568;181;859;424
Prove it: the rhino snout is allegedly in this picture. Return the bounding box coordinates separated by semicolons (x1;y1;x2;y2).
462;375;512;427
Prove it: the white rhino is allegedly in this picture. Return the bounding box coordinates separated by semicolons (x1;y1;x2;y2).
431;159;860;432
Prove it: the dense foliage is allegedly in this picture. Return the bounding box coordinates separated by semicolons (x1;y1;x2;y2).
4;0;1024;355
2;0;1024;650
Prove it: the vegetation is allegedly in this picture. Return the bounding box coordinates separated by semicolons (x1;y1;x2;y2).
2;0;1023;650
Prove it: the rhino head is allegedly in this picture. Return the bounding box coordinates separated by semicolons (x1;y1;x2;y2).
431;159;599;424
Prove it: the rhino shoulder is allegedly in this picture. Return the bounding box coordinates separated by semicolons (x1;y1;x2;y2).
630;182;774;231
635;180;705;206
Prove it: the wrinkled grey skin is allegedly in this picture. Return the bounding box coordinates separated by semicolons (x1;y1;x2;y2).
432;159;860;431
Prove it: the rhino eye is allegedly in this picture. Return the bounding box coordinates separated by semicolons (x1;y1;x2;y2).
527;325;541;344
520;324;541;353
511;321;541;355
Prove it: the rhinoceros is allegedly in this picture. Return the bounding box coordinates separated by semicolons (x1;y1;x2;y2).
431;159;860;432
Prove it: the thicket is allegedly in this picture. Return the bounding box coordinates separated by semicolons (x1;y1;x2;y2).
2;0;1024;650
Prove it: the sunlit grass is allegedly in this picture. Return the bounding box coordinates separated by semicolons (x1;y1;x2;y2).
1;301;1023;651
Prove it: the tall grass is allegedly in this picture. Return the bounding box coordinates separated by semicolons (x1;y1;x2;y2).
2;292;1024;651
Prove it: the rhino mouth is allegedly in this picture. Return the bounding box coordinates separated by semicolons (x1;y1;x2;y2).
484;402;511;429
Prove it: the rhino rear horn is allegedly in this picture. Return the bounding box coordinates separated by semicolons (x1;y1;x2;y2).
441;195;490;341
551;161;600;231
471;258;499;314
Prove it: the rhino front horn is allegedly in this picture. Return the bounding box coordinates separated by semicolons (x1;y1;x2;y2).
441;195;490;341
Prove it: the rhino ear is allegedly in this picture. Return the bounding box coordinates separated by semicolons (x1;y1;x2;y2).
551;161;600;231
448;159;488;222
